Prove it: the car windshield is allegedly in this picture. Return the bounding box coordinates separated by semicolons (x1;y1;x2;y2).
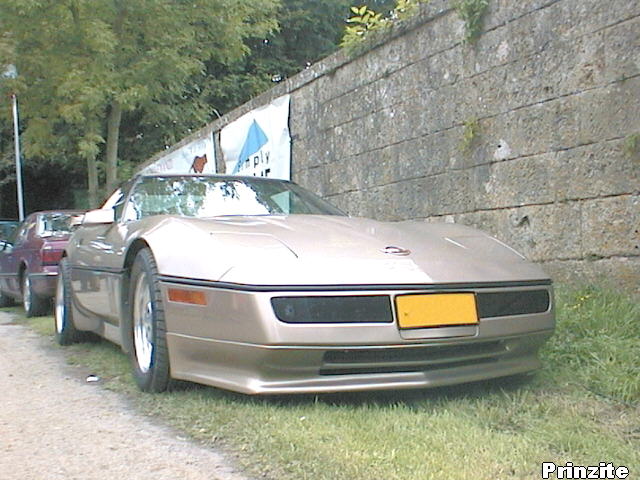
37;213;77;237
124;176;345;220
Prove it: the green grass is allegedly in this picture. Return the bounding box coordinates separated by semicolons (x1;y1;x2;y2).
542;287;640;403
3;285;639;479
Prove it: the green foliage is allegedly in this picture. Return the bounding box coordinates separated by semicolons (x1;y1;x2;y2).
459;117;480;153
341;5;386;48
340;0;428;50
204;0;357;115
0;0;280;203
454;0;488;43
543;286;640;404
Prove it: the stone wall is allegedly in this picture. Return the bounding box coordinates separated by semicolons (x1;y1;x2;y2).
155;0;640;289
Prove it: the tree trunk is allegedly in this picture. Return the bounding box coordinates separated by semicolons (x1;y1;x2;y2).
87;155;99;208
105;101;122;194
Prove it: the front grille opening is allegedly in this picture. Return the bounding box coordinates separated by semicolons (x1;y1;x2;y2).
320;341;505;376
271;295;393;324
476;289;550;318
320;357;498;376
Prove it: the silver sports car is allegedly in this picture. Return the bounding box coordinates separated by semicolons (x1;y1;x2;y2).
56;174;555;394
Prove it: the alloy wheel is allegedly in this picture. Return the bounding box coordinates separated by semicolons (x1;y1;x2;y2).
133;272;154;373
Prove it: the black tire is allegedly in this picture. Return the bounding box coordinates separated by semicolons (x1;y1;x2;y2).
0;289;14;307
55;257;83;345
128;248;171;393
22;272;49;317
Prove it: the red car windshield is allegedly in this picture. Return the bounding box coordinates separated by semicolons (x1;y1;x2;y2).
37;213;77;237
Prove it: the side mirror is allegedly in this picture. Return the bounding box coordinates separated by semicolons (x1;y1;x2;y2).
82;208;115;225
0;241;12;253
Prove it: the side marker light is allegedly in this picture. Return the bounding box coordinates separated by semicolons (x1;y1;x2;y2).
167;288;207;306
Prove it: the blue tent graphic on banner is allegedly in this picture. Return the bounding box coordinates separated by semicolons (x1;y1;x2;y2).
233;119;269;174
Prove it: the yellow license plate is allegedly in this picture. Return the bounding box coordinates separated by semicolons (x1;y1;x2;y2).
395;293;478;329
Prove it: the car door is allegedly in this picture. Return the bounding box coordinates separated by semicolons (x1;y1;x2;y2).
0;231;19;295
0;219;35;296
70;181;135;324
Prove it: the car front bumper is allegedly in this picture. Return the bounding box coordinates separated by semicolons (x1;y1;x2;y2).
160;279;555;394
166;331;552;394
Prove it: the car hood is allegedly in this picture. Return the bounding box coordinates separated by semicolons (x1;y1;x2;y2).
145;215;549;286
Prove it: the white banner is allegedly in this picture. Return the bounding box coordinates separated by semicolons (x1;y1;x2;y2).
141;134;216;174
220;95;291;180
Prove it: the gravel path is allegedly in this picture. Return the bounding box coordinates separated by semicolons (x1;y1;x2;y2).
0;310;251;480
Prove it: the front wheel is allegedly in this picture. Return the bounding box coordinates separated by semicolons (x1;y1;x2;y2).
129;248;171;393
23;273;49;317
55;257;83;345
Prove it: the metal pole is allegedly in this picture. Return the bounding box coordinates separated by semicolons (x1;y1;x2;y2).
11;93;25;221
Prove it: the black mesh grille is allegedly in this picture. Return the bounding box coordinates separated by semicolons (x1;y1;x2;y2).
476;290;550;318
271;296;393;324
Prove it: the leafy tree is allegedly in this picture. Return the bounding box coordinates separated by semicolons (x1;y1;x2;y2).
201;0;406;114
0;0;279;207
341;0;427;49
201;0;355;114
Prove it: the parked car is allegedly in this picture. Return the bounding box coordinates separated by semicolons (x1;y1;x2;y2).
56;174;555;395
0;210;84;316
0;219;19;243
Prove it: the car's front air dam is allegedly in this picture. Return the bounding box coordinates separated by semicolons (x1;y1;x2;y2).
165;330;553;395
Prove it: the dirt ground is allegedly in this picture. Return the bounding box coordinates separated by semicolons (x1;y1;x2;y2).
0;310;252;480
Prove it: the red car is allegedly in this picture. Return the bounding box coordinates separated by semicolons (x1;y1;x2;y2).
0;210;84;316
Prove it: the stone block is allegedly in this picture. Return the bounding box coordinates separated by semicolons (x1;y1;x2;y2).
357;184;399;221
464;28;608;117
442;203;583;262
468;1;560;76
329;157;362;196
468;109;552;163
581;195;640;257
299;164;331;197
541;257;640;292
356;148;398;190
290;84;319;135
473;153;555;210
409;45;464;93
604;16;640;83
472;83;640;161
553;139;640;201
573;76;640;146
393;130;458;179
484;0;560;34
419;170;476;216
407;8;464;63
552;0;640;38
291;131;335;170
327;190;367;217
